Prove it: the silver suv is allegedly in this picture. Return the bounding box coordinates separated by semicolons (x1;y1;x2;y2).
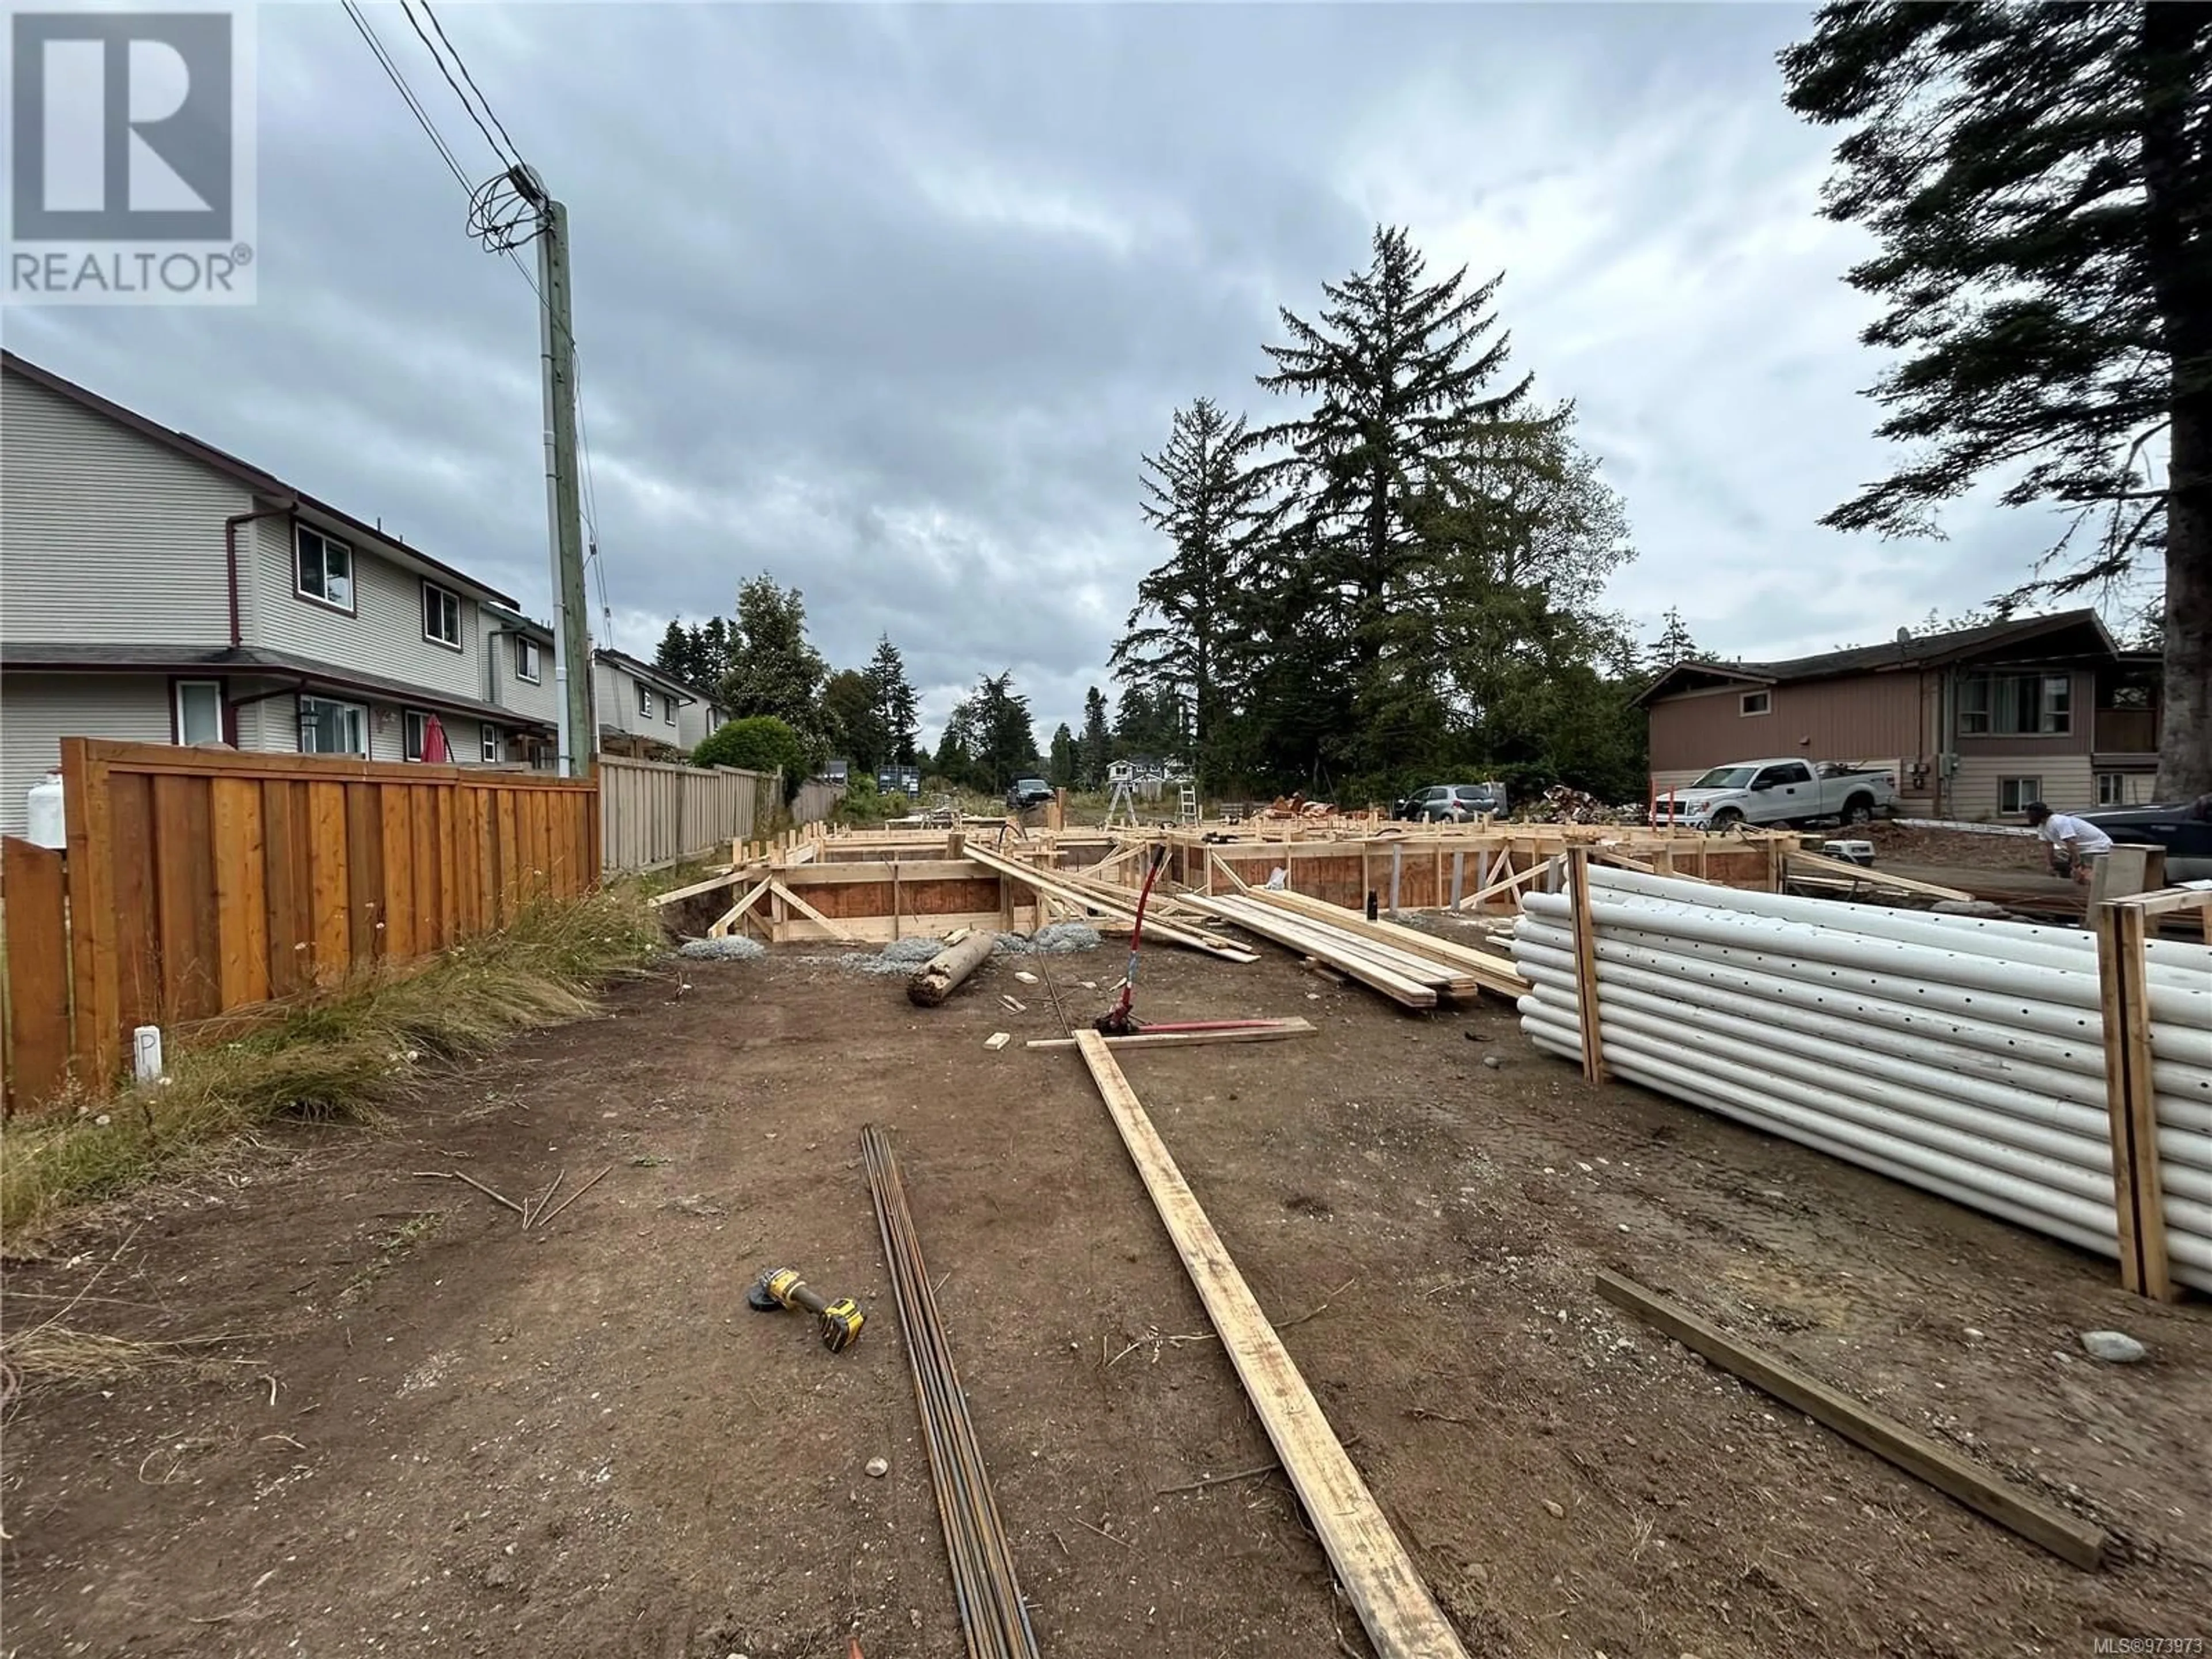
1396;783;1508;822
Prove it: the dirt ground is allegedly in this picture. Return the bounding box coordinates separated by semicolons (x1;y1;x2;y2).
5;927;2209;1659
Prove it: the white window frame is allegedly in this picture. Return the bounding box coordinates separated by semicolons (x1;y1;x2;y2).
422;581;463;651
665;694;676;726
1999;776;2043;816
2095;772;2127;807
175;679;224;745
1740;690;1771;717
298;695;368;756
516;637;541;684
403;709;431;762
481;724;502;764
637;684;654;719
295;525;354;612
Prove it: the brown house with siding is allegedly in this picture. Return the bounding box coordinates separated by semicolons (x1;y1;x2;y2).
1637;609;2162;821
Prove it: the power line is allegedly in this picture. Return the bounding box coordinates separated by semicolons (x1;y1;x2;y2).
416;0;528;169
342;0;472;196
397;0;511;171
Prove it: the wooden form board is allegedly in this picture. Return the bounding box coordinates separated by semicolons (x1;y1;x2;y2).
27;738;597;1114
1595;1270;2108;1570
1073;1032;1472;1657
1027;1017;1315;1051
1566;848;1607;1085
1183;895;1441;1007
1238;889;1528;997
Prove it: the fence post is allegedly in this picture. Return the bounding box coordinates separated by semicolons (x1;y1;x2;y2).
1566;845;1607;1085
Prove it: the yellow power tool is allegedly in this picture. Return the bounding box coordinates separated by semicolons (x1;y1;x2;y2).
747;1266;865;1353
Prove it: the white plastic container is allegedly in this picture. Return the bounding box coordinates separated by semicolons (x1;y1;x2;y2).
25;768;65;849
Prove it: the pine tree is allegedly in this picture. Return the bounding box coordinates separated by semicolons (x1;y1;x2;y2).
1781;1;2212;794
969;672;1040;790
1251;225;1544;779
1078;686;1111;788
1112;398;1266;786
1648;608;1702;669
863;636;921;766
721;574;830;760
654;619;695;685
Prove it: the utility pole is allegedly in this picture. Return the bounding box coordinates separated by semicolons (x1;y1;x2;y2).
520;171;594;777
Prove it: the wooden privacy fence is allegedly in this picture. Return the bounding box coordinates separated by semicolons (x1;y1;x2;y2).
792;777;844;828
1;738;598;1115
599;756;772;874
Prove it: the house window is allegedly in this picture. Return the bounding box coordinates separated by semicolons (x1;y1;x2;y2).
482;725;503;764
298;696;366;756
422;581;463;650
2096;772;2128;806
403;709;431;762
516;638;541;683
637;684;654;719
665;696;676;726
1740;690;1770;717
295;525;354;612
175;680;224;745
1958;673;2071;735
1999;777;2042;816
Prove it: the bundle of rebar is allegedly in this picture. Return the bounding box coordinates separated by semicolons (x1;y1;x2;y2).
860;1125;1039;1659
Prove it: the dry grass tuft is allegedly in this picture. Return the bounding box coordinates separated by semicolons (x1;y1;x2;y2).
0;884;666;1238
1;1325;260;1388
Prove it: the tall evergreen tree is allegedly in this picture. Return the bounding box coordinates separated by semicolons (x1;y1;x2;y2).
1113;398;1266;785
968;672;1040;790
1781;1;2212;794
1250;225;1547;778
1078;685;1111;788
720;574;830;759
654;619;696;685
1648;607;1703;669
862;635;921;766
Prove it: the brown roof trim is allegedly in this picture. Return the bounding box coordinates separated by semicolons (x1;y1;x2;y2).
593;646;704;703
2;349;520;610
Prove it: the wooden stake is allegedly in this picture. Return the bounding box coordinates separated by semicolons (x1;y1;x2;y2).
2094;901;2175;1300
1566;847;1607;1085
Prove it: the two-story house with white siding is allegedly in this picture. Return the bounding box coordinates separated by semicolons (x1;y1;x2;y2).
592;648;700;759
479;604;563;767
0;351;558;835
676;683;730;752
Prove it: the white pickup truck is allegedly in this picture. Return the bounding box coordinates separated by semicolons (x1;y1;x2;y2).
1653;758;1898;831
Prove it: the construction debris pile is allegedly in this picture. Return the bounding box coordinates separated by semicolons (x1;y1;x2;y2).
1256;794;1338;820
1511;785;1628;825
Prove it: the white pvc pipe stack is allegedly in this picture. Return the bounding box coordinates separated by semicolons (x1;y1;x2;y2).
1513;869;2212;1293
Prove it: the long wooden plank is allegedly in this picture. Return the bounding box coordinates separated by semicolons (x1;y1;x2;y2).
107;770;160;1038
964;846;1259;962
1203;895;1474;990
62;741;122;1089
410;785;441;952
2095;904;2174;1300
261;780;307;998
1183;896;1442;1007
1242;889;1527;994
345;783;384;965
1073;1032;1471;1657
707;879;773;939
1593;1270;2108;1570
1027;1018;1316;1051
152;774;220;1021
1785;850;1972;902
3;837;73;1112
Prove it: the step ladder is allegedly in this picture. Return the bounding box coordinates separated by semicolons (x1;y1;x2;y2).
1177;783;1199;824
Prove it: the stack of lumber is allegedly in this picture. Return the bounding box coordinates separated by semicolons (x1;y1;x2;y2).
1782;849;1973;904
962;844;1259;964
1184;891;1528;1009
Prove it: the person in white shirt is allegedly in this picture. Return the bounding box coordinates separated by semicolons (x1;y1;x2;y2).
2024;801;2113;883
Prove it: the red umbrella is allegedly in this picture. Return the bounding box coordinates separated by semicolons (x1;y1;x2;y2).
422;713;451;763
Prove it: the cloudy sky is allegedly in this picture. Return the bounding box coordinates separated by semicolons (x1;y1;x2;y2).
5;1;2106;746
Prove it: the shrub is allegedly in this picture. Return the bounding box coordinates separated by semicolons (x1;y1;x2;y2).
694;716;808;802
